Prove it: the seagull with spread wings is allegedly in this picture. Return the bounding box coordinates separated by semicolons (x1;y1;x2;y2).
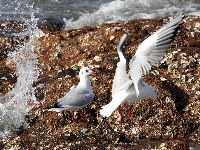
100;15;183;123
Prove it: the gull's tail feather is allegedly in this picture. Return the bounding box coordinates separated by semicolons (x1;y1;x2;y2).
135;88;139;97
48;107;66;112
100;99;122;117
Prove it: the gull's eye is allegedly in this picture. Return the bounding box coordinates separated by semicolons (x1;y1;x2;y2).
86;70;88;73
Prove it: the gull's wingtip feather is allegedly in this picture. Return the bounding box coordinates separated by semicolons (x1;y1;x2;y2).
117;34;127;52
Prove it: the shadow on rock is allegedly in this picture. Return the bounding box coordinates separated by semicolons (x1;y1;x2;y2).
162;80;189;114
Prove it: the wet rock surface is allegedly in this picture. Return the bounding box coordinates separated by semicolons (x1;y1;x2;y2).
0;16;200;149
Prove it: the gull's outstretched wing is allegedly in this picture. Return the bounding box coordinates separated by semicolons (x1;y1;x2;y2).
129;15;183;96
117;34;127;61
112;34;130;96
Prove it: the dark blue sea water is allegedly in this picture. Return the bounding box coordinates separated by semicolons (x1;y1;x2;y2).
0;0;200;29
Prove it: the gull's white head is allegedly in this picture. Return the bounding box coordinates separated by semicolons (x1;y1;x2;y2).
79;67;96;77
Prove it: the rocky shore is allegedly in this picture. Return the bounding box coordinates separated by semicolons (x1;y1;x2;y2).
0;15;200;149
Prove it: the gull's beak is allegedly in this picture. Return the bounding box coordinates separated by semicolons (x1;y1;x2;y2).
91;71;96;75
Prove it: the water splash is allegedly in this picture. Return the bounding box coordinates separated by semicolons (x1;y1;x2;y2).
0;9;44;138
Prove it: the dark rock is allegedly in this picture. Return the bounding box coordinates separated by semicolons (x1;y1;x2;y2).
38;17;65;32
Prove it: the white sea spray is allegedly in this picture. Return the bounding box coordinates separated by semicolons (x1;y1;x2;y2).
0;11;44;138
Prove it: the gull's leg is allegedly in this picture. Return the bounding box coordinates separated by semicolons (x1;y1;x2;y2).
79;109;83;119
78;109;86;122
71;111;75;123
124;102;131;120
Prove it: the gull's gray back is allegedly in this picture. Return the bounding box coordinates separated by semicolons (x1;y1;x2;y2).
57;87;94;107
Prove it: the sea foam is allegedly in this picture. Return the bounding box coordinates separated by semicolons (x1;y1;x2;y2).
63;0;200;29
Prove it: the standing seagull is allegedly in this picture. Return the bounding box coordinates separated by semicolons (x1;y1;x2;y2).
49;67;96;122
100;15;183;123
